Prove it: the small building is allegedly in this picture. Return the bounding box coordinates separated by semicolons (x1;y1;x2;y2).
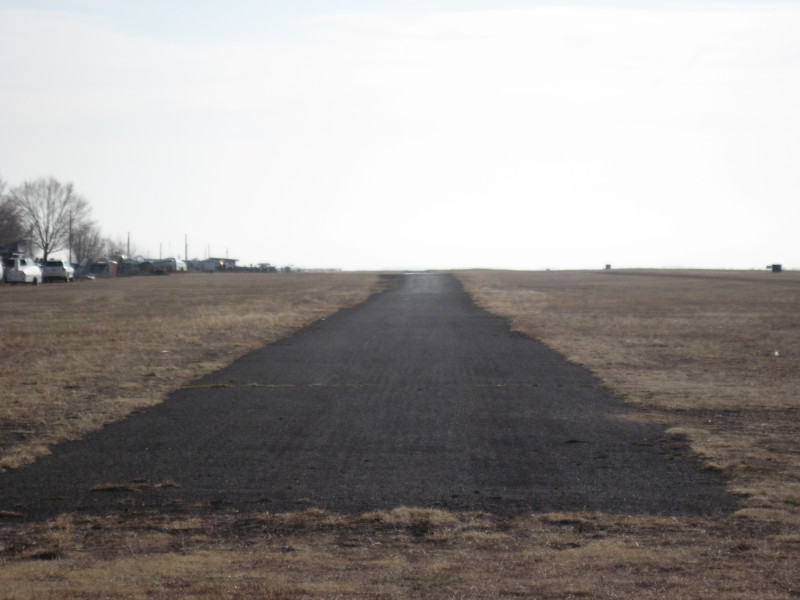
188;258;238;272
146;258;186;273
89;261;118;278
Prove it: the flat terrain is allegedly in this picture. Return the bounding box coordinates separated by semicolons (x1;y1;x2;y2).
0;273;735;519
1;269;798;599
0;271;386;471
458;268;800;523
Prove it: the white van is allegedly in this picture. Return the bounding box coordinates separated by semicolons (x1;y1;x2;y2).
3;257;43;285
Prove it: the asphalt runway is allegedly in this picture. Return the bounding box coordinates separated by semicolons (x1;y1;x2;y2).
0;273;739;519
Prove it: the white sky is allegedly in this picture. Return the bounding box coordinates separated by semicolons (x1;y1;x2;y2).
1;1;798;270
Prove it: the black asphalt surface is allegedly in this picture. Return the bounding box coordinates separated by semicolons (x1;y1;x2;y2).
0;273;738;519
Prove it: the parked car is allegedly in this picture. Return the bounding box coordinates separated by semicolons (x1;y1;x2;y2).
42;259;75;283
3;257;43;285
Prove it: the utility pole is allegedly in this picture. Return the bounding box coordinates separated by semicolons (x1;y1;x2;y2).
185;234;188;263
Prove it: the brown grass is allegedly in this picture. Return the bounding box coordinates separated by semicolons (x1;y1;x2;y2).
1;510;798;599
456;268;800;524
0;272;391;470
1;268;799;599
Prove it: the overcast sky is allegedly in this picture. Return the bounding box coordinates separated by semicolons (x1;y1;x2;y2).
1;1;798;270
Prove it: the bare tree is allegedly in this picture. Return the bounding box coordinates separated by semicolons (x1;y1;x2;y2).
9;177;90;260
70;221;106;263
103;235;138;259
0;176;26;244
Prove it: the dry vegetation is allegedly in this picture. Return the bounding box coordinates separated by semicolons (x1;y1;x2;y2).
1;508;797;599
1;269;799;599
457;269;800;524
0;272;390;471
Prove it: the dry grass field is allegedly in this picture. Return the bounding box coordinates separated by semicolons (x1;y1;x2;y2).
1;269;799;599
457;269;800;524
0;272;389;471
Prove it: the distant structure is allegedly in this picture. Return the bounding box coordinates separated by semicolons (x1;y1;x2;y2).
187;258;238;272
768;264;782;273
0;240;28;258
89;260;118;278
